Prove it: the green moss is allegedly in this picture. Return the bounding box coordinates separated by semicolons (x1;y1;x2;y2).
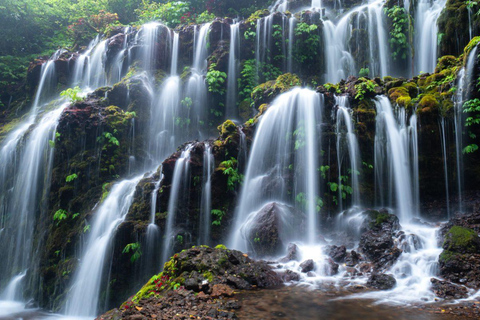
388;87;412;107
418;94;440;110
202;271;214;282
464;36;480;62
439;250;458;263
444;226;478;252
215;244;227;250
435;55;458;73
251;73;301;102
217;119;237;136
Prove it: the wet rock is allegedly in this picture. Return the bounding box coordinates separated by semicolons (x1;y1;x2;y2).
307;271;316;277
325;245;347;263
279;243;299;263
211;284;235;297
430;278;469;299
324;258;339;276
300;259;315;273
358;210;402;271
242;202;305;257
345;250;360;267
439;225;480;288
280;269;301;282
366;273;397;290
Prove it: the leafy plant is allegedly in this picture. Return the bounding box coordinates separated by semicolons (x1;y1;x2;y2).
66;173;78;182
60;86;83;103
219;158;243;191
354;78;378;100
123;242;142;263
463;98;480;154
53;209;68;224
211;209;226;226
359;68;370;77
97;132;120;147
385;6;410;61
293;22;320;64
206;63;227;95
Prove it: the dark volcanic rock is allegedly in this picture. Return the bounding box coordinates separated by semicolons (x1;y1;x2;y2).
280;269;301;282
326;245;347;263
439;225;480;289
345;250;361;267
300;259;315;273
366;273;396;290
98;246;281;320
430;278;469;300
358;209;402;271
242;202;305;257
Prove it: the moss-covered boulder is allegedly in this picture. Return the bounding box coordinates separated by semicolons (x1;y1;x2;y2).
98;246;281;320
439;220;480;289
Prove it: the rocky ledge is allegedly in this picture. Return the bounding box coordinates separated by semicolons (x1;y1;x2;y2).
97;245;281;320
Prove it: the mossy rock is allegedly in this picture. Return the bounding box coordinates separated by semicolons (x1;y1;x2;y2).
464;36;480;62
443;226;480;254
251;73;301;106
388;87;411;107
435;55;458;73
217;119;237;137
418;94;440;110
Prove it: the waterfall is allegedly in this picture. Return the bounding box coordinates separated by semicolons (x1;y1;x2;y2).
335;96;361;209
323;0;391;82
145;171;163;273
229;88;323;252
186;23;211;131
0;102;68;299
322;19;356;84
199;143;214;245
439;117;451;217
171;32;179;75
137;22;162;73
454;46;478;212
226;22;240;119
287;17;296;73
64;176;142;317
1;271;26;301
161;144;194;264
374;96;418;222
414;0;447;74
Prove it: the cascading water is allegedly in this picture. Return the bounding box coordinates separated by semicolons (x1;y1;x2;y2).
323;0;390;82
161;144;194;264
454;46;478;212
226;22;240;119
199;143;214;245
186;23;211;131
64;176;142;317
229;88;323;251
439;117;451;217
335;96;361;209
414;0;447;74
374;96;418;222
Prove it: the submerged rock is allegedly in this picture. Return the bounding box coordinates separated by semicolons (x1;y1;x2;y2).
366;273;396;290
430;278;469;300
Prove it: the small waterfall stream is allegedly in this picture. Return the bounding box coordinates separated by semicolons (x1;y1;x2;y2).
226;22;240;119
199;143;214;246
335;96;361;209
230;88;323;251
64;176;142;317
161;144;194;264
